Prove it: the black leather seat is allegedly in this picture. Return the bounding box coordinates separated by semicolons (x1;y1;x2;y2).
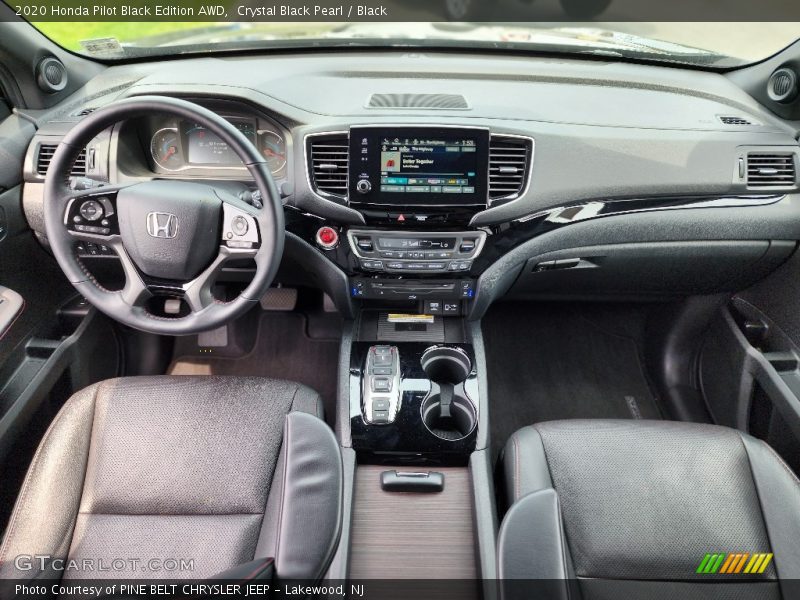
498;419;800;600
0;376;342;582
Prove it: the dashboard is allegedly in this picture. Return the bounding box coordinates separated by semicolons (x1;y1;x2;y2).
18;50;800;318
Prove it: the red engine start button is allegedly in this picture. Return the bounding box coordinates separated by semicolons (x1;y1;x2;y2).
316;226;339;250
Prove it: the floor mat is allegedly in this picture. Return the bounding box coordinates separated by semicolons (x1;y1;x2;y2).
169;312;340;425
483;302;663;461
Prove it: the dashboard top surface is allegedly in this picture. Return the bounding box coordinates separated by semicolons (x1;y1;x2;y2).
23;50;800;226
34;51;794;130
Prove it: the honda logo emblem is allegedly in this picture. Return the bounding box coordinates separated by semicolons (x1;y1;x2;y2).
146;212;178;239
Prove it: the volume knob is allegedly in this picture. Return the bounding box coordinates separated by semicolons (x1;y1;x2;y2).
356;179;372;194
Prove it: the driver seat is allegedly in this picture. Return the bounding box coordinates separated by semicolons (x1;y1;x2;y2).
0;376;342;581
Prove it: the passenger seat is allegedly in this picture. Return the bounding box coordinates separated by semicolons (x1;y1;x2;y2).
497;420;800;600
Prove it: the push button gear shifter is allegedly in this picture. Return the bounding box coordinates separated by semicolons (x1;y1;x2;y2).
363;345;401;424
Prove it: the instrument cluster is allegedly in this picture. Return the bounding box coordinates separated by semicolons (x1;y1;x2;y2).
147;113;288;179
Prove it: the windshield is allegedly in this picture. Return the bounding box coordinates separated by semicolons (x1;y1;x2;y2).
21;19;800;67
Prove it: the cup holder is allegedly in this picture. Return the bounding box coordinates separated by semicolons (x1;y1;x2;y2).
421;393;477;441
420;346;477;441
421;346;472;384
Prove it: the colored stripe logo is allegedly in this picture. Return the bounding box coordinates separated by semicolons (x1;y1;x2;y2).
696;553;773;574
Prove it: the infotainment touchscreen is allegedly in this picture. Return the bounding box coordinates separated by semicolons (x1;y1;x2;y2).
349;126;489;206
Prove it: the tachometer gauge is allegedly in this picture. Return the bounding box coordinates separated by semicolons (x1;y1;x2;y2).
260;130;287;176
150;128;182;171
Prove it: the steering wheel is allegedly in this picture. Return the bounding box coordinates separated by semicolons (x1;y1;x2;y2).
43;96;284;335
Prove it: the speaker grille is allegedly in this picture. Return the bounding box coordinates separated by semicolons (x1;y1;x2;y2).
44;63;63;85
36;57;68;93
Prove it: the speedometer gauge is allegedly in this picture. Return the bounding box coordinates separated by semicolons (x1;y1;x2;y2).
260;130;287;176
150;128;182;171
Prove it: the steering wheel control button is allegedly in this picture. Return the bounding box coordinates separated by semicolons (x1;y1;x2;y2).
74;224;111;235
97;196;115;216
231;215;249;236
316;226;339;250
65;193;119;238
221;204;259;250
79;200;104;221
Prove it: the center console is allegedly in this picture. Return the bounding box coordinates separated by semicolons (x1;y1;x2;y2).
301;126;524;461
350;340;479;465
308;125;510;581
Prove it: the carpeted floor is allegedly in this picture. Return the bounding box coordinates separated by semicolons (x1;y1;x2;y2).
483;302;663;461
169;311;340;425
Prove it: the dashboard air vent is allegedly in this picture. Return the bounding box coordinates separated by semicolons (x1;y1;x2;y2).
746;152;796;188
73;107;98;117
367;93;469;110
37;143;86;176
308;134;349;199
719;116;752;126
488;135;532;202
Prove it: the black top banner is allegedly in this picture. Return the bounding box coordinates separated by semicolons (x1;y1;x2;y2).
3;0;800;22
